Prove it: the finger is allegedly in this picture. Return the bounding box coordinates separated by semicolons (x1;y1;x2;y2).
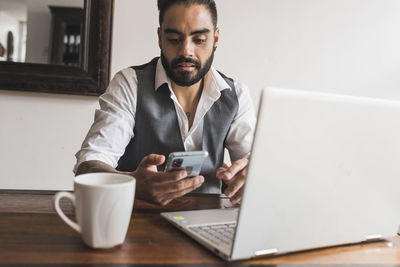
159;178;204;206
216;162;231;178
216;167;227;178
222;158;249;181
149;169;188;183
139;154;165;168
229;187;243;205
159;198;173;206
224;173;246;198
158;176;204;194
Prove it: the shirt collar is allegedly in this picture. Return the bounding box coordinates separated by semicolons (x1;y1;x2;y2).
155;58;172;91
154;58;232;96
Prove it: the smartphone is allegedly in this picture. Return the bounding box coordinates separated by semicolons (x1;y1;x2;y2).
165;151;209;178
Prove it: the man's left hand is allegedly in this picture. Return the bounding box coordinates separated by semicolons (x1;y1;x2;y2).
216;157;249;205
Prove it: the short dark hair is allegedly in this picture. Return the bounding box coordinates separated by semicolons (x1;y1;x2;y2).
157;0;218;29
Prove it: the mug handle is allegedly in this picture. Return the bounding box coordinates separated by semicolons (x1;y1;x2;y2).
54;191;81;233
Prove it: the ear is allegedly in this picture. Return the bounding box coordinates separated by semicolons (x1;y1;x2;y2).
213;27;220;48
158;27;162;49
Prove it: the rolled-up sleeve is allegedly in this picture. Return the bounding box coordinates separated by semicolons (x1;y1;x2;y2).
74;68;137;172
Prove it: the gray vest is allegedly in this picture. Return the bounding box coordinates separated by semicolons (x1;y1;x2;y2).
117;57;239;194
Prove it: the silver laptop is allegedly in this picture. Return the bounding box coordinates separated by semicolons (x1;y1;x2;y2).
161;87;400;261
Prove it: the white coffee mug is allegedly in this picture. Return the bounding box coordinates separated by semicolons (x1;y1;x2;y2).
54;172;135;248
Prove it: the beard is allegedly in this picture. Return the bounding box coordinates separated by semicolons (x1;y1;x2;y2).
161;50;215;87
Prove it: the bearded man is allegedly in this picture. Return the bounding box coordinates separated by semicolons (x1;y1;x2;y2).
74;0;256;206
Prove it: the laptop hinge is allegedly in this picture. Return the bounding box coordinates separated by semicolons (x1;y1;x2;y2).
365;234;383;242
254;248;278;256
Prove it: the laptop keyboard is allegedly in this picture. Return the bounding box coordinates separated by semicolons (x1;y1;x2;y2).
189;223;236;248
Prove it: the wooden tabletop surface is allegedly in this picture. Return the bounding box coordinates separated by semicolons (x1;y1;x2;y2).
1;191;400;266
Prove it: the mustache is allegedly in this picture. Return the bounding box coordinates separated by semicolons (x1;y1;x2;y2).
172;57;201;69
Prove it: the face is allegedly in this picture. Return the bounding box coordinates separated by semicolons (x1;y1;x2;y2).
158;4;219;87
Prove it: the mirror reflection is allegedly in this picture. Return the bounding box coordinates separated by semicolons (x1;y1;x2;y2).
0;0;84;66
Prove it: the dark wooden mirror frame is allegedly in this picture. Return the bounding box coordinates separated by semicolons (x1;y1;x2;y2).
0;0;113;96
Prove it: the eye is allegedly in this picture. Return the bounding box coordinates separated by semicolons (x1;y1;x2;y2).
194;38;206;44
167;38;180;44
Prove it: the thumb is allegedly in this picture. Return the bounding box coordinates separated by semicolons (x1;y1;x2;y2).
139;154;165;168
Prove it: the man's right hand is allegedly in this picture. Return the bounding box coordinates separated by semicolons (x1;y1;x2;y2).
133;154;205;206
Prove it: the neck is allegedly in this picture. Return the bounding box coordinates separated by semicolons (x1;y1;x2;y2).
171;78;204;106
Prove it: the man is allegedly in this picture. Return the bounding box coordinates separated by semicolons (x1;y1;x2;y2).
74;0;256;206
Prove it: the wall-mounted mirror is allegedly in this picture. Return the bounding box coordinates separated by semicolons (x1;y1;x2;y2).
0;0;113;96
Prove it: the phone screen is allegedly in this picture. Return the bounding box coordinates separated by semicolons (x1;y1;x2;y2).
166;151;208;177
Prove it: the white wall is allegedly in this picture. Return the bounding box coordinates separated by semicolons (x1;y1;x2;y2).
216;0;400;101
1;0;400;190
0;91;97;190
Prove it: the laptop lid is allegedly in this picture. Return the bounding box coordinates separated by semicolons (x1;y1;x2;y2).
231;87;400;260
162;87;400;261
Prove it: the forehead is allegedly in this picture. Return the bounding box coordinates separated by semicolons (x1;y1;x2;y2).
161;4;214;33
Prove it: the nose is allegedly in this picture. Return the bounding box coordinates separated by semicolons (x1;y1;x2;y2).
180;38;194;57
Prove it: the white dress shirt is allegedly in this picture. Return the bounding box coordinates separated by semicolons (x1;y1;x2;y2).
74;59;256;172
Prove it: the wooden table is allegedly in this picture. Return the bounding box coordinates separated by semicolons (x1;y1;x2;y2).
1;191;400;266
